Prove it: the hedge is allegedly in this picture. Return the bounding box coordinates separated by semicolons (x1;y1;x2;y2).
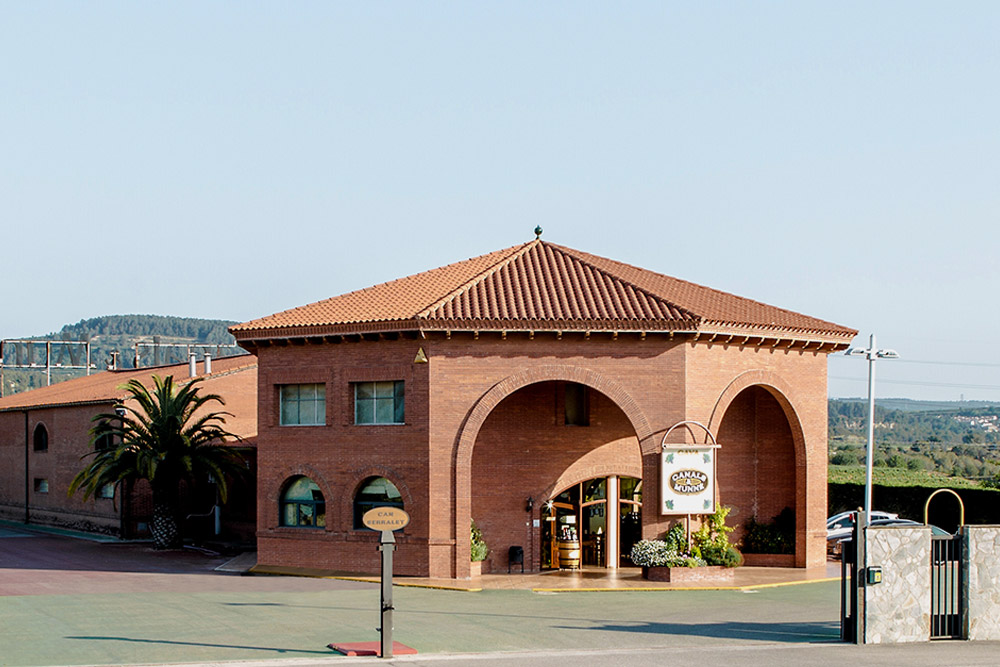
829;483;1000;533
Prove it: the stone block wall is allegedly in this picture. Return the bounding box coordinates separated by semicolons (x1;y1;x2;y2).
964;525;1000;641
864;525;931;644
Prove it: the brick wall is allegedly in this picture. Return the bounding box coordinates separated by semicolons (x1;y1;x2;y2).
253;331;832;577
0;403;121;533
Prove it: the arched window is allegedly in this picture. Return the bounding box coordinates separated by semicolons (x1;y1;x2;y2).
279;476;326;528
33;424;48;452
354;476;404;529
94;421;115;451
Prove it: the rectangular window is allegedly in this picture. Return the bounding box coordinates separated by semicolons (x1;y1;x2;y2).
33;478;49;494
279;383;326;426
354;381;405;425
565;383;590;426
97;484;115;499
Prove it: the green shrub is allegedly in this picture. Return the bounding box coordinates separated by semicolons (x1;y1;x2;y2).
470;520;489;562
741;507;795;554
692;506;741;568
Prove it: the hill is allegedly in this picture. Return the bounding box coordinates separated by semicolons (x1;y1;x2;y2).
829;398;1000;488
1;314;245;396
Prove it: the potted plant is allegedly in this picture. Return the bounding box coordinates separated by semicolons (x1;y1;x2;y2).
632;507;741;582
470;519;489;577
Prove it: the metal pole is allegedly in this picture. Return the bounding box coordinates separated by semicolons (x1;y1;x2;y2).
854;508;867;643
379;530;395;658
864;334;876;527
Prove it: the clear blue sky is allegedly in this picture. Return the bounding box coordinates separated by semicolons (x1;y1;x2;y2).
2;3;998;401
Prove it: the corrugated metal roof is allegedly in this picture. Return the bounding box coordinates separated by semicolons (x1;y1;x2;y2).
232;239;856;340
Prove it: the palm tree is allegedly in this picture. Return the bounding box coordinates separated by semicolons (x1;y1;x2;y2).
69;374;246;549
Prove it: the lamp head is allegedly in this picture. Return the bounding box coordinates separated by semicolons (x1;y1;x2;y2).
876;349;899;359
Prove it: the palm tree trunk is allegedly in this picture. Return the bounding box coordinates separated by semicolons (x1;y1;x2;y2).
151;484;182;550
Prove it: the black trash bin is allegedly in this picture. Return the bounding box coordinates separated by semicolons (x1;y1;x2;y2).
508;545;524;573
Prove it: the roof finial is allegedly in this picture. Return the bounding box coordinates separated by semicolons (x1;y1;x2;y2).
534;226;543;239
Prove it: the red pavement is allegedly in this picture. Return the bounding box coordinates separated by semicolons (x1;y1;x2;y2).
0;527;373;596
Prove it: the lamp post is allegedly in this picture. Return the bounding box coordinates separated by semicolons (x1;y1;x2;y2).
845;334;899;527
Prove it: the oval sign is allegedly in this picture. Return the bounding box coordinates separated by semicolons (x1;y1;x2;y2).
362;507;410;531
669;470;708;495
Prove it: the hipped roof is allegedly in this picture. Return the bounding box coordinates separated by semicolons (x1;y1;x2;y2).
232;240;856;344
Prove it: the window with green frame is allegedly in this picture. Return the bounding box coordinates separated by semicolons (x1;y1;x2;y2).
279;383;326;426
354;381;404;424
280;476;326;528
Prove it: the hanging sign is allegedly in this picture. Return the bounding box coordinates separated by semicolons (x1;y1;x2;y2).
660;420;720;515
661;447;716;514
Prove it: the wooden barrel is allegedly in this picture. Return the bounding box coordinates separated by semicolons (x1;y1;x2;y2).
557;540;581;569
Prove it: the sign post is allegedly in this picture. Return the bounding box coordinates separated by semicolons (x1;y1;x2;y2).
363;507;410;659
378;529;395;658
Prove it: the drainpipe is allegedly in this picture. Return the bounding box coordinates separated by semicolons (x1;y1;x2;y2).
23;410;29;524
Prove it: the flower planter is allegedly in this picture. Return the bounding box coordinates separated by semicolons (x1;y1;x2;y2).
642;565;735;583
469;560;482;578
741;553;796;568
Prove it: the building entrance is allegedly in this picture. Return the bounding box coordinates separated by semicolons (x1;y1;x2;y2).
541;476;642;569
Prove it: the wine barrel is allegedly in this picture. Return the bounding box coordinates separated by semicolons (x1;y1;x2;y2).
557;540;581;569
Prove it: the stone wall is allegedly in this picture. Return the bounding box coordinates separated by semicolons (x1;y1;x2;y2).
864;525;931;644
964;525;1000;641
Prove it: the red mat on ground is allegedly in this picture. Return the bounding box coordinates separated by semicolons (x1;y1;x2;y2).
328;641;417;656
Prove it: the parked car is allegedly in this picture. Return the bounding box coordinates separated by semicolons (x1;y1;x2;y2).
827;510;898;541
831;518;951;557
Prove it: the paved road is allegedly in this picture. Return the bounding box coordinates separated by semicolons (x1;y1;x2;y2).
1;525;998;666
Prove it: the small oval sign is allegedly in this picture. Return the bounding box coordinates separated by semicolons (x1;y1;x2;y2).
362;507;410;531
669;470;708;495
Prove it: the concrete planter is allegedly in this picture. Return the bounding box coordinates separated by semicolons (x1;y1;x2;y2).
741;553;795;567
643;565;735;583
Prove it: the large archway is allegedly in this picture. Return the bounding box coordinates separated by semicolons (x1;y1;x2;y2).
715;384;801;559
462;372;647;576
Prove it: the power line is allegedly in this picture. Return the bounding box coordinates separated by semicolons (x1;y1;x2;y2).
831;357;1000;369
830;375;1000;391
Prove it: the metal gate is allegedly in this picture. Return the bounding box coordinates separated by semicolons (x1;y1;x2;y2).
930;533;963;639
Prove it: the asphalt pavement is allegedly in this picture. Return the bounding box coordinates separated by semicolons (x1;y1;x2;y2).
1;522;998;667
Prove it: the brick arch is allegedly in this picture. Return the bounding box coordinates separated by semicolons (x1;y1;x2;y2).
706;369;810;566
270;465;335;531
706;369;807;467
452;364;652;576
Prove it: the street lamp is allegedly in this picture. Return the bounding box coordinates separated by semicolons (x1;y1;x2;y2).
845;334;899;527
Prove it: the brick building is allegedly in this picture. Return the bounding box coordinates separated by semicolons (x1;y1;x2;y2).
0;355;258;542
232;239;856;579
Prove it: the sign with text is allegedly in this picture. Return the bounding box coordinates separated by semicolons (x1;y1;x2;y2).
661;446;716;515
362;507;410;531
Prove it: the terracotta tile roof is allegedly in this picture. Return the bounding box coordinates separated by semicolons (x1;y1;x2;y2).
0;354;257;443
232;240;855;342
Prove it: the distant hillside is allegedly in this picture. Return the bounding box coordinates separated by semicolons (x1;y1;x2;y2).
834;397;1000;413
1;314;245;396
829;398;1000;487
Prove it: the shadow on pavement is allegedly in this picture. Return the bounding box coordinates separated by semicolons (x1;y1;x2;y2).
65;636;334;656
552;620;842;643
